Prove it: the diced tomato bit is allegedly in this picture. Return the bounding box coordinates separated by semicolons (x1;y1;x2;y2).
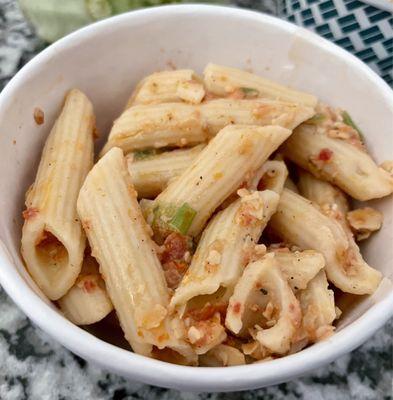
83;279;97;293
162;260;188;289
232;302;241;314
160;232;189;264
227;88;245;100
22;207;39;220
318;148;333;162
187;303;227;322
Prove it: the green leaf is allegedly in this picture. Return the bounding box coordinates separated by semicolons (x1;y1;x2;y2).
168;203;197;235
342;111;364;141
305;113;326;125
240;87;259;98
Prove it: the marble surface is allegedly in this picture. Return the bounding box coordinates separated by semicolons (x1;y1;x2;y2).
0;1;392;399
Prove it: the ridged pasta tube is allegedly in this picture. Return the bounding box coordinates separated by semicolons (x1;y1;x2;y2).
21;89;95;300
204;63;318;107
152;125;291;239
283;124;393;201
226;254;302;354
101;99;314;155
170;190;280;311
77;147;170;356
126;69;205;107
269;189;382;294
298;270;336;342
273;250;325;292
127;145;205;198
58;254;113;325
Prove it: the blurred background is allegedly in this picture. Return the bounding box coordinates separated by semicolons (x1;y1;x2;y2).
1;0;392;91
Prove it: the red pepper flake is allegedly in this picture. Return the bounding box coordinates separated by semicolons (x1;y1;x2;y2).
318;148;333;162
22;207;39;220
33;107;44;125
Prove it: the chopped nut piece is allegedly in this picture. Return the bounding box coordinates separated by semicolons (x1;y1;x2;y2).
347;207;383;241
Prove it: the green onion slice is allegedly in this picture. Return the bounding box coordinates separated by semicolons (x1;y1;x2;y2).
342;111;364;141
305;113;326;125
168;203;197;235
132;149;158;161
240;87;259;98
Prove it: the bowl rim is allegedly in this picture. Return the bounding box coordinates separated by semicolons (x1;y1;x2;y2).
0;4;392;392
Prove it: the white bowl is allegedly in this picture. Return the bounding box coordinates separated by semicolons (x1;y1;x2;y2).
0;4;392;392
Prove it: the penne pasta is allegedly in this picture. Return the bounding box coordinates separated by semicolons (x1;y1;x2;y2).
101;99;314;155
152;125;291;240
269;189;382;295
199;344;246;366
203;63;318;107
298;270;336;343
284;177;299;193
297;169;350;233
21;89;95;300
126;69;205;107
170;189;280;312
272;250;325;292
225;253;302;354
201;99;314;136
101;103;208;155
127;145;205;198
77;147;170;356
249;160;288;193
58;253;113;325
283;122;393;201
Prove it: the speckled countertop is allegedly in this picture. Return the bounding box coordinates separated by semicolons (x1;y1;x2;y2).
0;1;392;399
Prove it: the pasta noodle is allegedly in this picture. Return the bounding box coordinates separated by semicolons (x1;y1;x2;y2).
203;63;318;107
283;118;393;201
226;253;302;354
101;98;314;155
199;344;246;366
126;69;205;107
170;189;280;312
297;169;350;233
269;189;382;295
248;160;288;193
58;253;113;325
272;250;325;292
77;147;170;356
21;89;95;300
298;270;337;343
152;125;291;240
127;145;205;198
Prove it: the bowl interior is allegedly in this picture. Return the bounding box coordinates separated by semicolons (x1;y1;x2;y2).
0;5;392;391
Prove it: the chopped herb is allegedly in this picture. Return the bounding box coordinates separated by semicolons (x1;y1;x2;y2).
260;288;268;295
132;149;157;161
305;113;326;125
342;111;364;141
240;87;259;98
168;203;197;235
